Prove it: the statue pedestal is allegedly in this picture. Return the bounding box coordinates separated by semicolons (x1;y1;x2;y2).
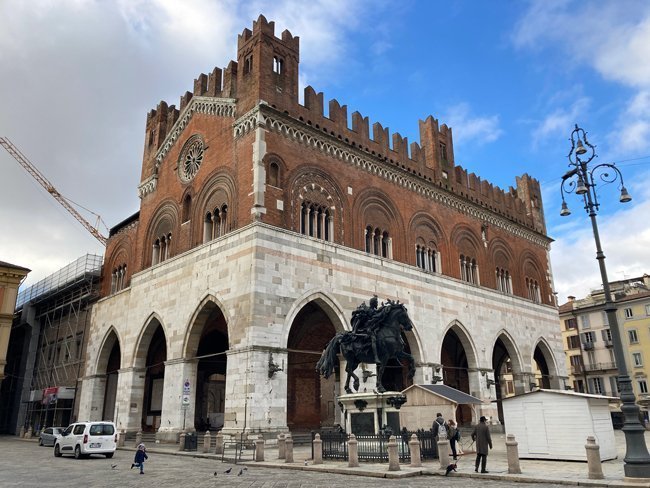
338;391;407;436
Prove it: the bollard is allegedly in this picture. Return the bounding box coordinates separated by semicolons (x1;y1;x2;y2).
178;432;186;451
387;435;401;471
409;434;422;468
203;430;211;453
506;434;522;474
19;426;25;438
285;434;294;463
215;431;224;455
26;426;32;438
255;435;265;462
348;434;360;467
585;436;604;480
135;431;142;448
438;438;450;469
278;434;286;459
313;433;323;465
118;430;125;447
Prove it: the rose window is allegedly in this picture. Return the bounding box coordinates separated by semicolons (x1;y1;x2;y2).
179;137;204;182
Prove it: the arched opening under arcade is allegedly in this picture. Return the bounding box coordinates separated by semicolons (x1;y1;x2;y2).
491;334;523;425
441;327;474;426
187;301;229;431
102;338;121;421
139;321;166;432
533;342;554;389
287;301;338;432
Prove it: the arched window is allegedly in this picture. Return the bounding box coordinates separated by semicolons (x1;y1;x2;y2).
365;226;392;258
203;204;229;243
416;245;440;273
111;264;128;294
269;161;280;187
299;202;332;242
526;277;541;303
152;233;172;265
460;254;479;285
273;56;284;74
182;194;192;223
496;267;512;294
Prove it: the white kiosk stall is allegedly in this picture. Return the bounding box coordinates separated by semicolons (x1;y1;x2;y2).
501;389;617;461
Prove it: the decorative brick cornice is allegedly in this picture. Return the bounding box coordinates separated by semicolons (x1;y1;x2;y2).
233;104;551;249
137;174;158;199
153;97;236;170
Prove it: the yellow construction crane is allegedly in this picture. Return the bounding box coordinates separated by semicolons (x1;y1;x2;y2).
0;137;108;245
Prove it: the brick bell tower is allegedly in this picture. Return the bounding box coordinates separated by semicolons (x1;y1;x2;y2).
236;15;300;114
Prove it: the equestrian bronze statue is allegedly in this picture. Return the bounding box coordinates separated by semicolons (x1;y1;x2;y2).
316;298;416;394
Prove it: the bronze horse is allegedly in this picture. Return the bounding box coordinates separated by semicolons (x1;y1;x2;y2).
316;300;416;393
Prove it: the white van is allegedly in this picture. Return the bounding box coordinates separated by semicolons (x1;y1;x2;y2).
54;421;117;459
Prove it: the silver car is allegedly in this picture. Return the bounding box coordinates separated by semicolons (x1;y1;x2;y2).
39;427;64;447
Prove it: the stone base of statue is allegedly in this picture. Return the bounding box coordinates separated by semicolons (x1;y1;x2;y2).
338;391;407;436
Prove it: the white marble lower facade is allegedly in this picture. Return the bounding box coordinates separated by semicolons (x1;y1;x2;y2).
78;222;565;440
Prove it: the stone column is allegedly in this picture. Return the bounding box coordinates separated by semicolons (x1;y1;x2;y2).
285;434;294;463
203;431;211;453
313;433;323;465
348;434;359;468
387;435;400;471
158;359;198;442
278;434;286;459
215;432;224;455
255;436;265;462
585;436;604;479
438;438;450;469
506;434;521;474
114;367;146;434
409;434;422;468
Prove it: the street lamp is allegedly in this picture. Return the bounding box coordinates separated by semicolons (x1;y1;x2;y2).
560;124;650;478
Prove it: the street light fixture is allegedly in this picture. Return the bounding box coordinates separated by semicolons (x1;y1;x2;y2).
560;124;650;478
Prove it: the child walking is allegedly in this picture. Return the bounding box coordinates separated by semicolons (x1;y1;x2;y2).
132;443;148;474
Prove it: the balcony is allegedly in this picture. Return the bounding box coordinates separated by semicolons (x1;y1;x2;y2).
570;365;584;375
583;362;617;372
604;339;613;348
582;342;594;350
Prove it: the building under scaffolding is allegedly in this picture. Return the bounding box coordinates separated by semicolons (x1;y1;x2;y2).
0;254;102;435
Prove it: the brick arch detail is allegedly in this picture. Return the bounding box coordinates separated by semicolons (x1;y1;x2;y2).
353;188;405;256
143;200;179;264
286;166;346;242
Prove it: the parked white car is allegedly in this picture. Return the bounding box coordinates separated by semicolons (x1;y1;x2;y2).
54;421;117;459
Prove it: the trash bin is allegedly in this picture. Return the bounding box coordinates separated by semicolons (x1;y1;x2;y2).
184;432;197;451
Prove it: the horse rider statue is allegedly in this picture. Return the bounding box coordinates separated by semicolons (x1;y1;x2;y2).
351;295;381;363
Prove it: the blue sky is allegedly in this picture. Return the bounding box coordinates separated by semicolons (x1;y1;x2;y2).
1;0;649;303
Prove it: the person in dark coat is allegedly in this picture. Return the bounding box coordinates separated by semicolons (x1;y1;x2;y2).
433;412;448;440
471;416;492;473
131;443;149;474
448;418;459;460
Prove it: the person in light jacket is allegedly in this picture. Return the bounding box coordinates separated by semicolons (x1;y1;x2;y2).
471;416;492;473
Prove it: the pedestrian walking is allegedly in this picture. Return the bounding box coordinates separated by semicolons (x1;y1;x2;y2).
132;443;149;474
471;416;492;473
448;418;460;460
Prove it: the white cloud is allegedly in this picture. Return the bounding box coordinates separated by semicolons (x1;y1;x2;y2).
0;0;380;287
532;97;590;145
514;2;650;154
442;103;503;145
551;170;650;303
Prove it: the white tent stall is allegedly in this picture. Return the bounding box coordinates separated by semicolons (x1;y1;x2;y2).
501;389;617;461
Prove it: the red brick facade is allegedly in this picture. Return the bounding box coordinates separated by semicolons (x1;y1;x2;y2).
102;15;553;306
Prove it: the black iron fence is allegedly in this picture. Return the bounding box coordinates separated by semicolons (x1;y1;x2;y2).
313;429;437;463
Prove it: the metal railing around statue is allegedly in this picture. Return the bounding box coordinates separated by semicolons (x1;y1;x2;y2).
312;428;437;462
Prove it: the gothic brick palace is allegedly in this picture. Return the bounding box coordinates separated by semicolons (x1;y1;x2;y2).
79;15;565;440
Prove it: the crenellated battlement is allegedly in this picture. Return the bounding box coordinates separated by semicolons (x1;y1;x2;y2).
140;15;546;233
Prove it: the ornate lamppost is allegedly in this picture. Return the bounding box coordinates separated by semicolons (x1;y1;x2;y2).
560;124;650;478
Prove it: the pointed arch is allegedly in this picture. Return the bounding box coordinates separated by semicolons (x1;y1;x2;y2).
282;290;347;345
95;326;122;375
132;312;168;369
441;319;479;368
183;294;231;358
532;336;560;388
491;329;523;374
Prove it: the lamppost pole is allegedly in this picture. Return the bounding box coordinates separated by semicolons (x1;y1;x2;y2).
560;124;650;478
